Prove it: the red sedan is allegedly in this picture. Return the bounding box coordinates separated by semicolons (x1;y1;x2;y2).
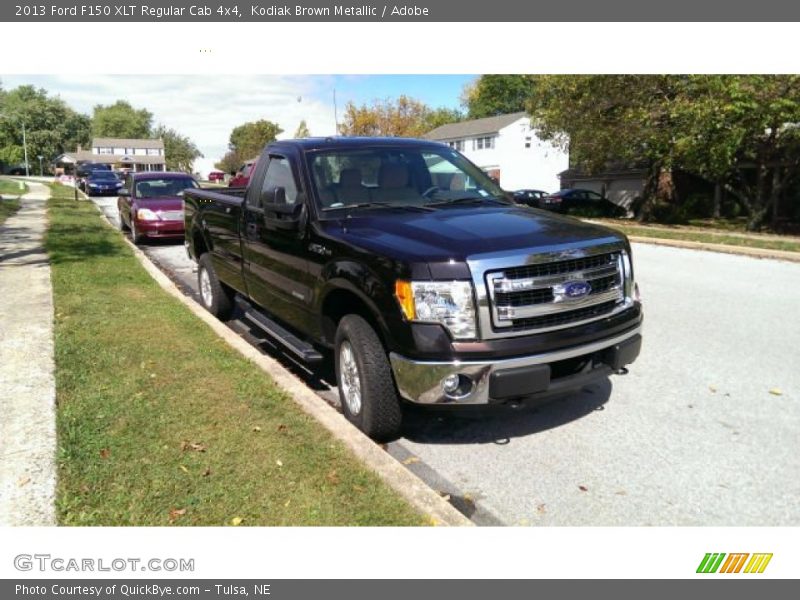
117;172;200;244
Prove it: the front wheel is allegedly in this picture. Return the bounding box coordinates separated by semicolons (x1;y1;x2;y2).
130;219;143;244
197;253;234;320
335;314;402;441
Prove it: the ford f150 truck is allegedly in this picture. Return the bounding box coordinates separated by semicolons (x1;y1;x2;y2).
184;137;642;440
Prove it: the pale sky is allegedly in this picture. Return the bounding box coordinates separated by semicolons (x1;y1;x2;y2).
1;74;473;177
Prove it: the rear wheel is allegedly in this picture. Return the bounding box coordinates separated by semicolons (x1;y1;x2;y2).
197;253;234;320
335;314;402;441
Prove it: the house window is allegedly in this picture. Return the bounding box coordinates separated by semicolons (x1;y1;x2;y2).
473;136;496;150
447;140;465;152
97;147;113;154
146;148;161;156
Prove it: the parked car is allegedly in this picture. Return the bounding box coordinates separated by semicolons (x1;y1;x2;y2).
542;188;627;217
84;170;123;196
184;138;642;441
512;189;549;207
208;170;225;183
118;172;199;244
77;162;112;191
228;158;257;187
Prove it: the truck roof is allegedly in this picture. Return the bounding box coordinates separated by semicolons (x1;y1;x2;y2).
271;136;449;151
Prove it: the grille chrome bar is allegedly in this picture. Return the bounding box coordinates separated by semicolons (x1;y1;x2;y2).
495;287;623;320
491;263;619;293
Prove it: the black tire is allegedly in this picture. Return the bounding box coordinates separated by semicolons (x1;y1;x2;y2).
335;314;402;441
130;219;143;244
197;253;234;320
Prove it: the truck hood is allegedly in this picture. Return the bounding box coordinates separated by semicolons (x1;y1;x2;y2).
324;204;625;263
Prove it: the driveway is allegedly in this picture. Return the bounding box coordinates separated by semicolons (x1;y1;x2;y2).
90;195;800;526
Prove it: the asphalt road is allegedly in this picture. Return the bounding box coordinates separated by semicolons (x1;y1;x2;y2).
91;196;800;526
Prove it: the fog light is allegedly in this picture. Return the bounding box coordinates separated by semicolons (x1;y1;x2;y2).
442;374;460;394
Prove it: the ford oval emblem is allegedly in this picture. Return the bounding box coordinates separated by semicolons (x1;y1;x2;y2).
563;280;592;299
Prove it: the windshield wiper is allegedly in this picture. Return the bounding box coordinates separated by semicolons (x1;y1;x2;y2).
323;201;433;212
427;195;511;207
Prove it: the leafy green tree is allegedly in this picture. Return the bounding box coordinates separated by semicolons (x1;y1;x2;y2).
527;75;800;229
462;75;536;118
92;100;153;138
423;107;464;132
294;120;311;138
0;84;91;172
153;125;203;173
215;119;283;172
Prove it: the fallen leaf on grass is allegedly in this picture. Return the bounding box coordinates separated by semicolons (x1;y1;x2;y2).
275;459;283;467
277;424;287;433
402;456;420;465
579;485;589;492
230;517;244;526
179;465;189;473
252;426;262;433
426;515;441;526
326;470;339;485
17;476;31;487
180;440;207;453
99;448;110;459
536;503;546;514
203;467;212;477
168;508;187;524
284;499;291;508
769;388;783;396
149;373;157;379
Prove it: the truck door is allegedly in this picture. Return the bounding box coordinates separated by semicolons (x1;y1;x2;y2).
241;153;313;334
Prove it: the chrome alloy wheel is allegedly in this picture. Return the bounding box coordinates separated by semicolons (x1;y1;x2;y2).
199;267;213;308
339;341;362;415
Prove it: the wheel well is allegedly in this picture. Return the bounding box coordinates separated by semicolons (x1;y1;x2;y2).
321;288;385;347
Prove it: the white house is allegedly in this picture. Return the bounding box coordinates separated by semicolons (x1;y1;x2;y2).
424;112;568;192
55;137;166;173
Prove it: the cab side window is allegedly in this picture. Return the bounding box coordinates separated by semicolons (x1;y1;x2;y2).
259;156;298;206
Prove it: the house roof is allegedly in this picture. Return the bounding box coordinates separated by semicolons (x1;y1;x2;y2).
56;151;165;165
92;137;164;149
424;112;528;141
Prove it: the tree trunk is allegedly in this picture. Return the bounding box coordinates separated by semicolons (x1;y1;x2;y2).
713;181;722;219
637;164;676;222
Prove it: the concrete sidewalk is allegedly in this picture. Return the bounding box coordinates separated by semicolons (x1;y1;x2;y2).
0;181;56;526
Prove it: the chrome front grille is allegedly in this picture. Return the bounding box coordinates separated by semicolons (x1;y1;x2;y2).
486;251;624;332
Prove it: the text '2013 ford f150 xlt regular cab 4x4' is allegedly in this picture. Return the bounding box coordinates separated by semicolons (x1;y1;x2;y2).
184;137;642;440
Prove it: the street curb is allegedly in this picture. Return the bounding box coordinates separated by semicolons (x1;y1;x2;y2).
627;235;800;263
87;200;472;527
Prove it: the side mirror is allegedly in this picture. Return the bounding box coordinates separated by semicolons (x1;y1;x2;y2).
262;188;305;232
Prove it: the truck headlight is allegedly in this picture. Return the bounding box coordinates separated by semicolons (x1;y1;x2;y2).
395;280;477;340
137;208;159;221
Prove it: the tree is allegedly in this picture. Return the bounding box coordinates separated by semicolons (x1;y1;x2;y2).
462;75;537;118
153;125;203;173
526;75;800;229
0;84;91;172
92;100;152;138
215;119;283;172
339;96;462;137
294;120;311;138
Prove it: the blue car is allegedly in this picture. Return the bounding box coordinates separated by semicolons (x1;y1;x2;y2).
85;170;123;196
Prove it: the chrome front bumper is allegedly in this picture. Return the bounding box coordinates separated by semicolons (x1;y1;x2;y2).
389;326;642;405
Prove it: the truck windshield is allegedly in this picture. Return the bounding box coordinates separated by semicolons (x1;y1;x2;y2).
308;146;509;212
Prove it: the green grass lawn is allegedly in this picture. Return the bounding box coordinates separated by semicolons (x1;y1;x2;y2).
0;177;27;197
593;220;800;253
46;183;423;526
